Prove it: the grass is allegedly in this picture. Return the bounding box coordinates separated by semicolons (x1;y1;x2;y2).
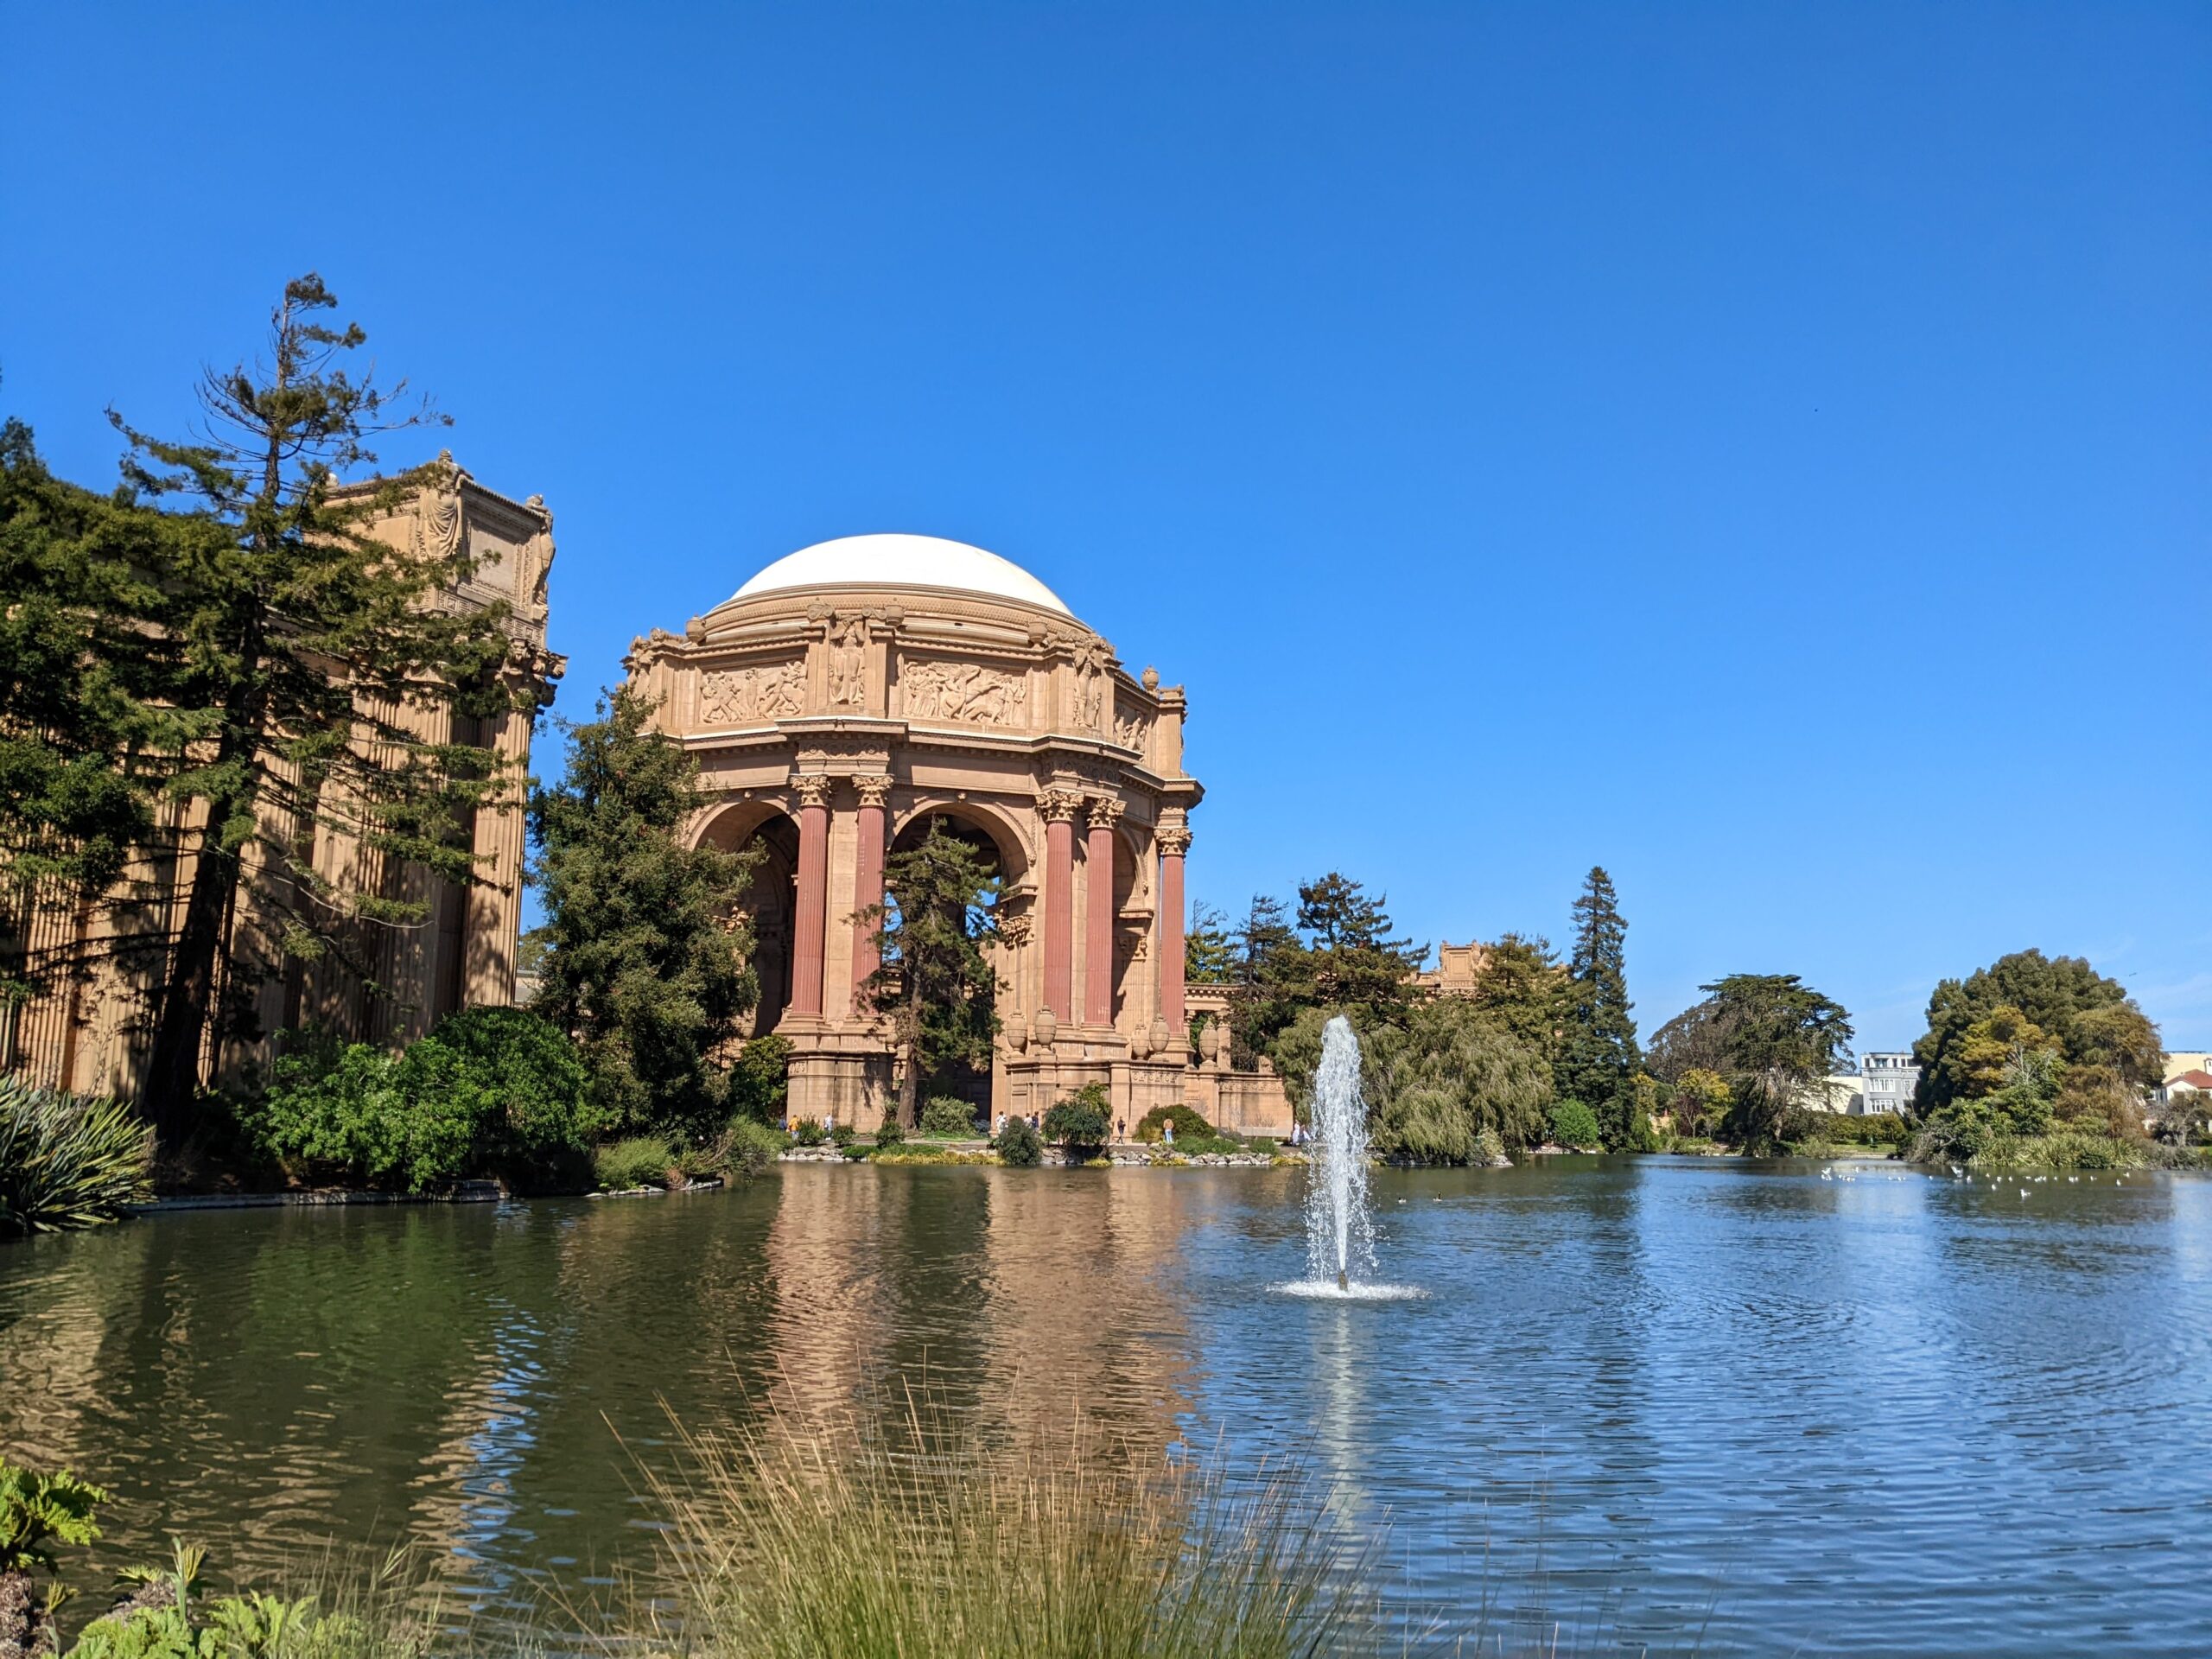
0;1079;153;1236
632;1404;1369;1659
1916;1128;2210;1172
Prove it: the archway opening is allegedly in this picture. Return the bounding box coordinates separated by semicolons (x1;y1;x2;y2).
701;805;800;1037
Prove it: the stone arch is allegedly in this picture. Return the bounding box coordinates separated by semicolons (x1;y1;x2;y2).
889;795;1033;887
1109;821;1147;1027
696;798;800;1037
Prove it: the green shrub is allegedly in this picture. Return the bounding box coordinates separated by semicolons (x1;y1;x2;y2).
1133;1103;1211;1144
1248;1136;1279;1155
790;1116;827;1147
0;1456;106;1573
1548;1099;1602;1149
874;1116;906;1147
245;1009;603;1194
993;1116;1043;1167
920;1098;980;1136
1043;1084;1110;1154
830;1122;856;1147
718;1116;788;1178
1474;1126;1508;1166
597;1136;675;1190
0;1079;152;1235
728;1033;793;1127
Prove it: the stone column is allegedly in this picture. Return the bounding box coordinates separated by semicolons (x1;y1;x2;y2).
845;775;892;1018
790;774;832;1020
1040;788;1082;1022
1156;818;1190;1030
1084;796;1122;1028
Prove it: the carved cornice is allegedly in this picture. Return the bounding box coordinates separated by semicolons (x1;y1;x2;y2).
791;774;835;809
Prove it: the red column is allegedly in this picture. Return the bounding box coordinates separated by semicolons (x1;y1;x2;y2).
1084;797;1122;1027
1041;790;1079;1020
846;776;891;1017
790;775;831;1020
1157;820;1190;1029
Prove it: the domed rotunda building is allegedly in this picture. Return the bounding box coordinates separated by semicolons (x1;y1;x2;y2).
626;533;1289;1135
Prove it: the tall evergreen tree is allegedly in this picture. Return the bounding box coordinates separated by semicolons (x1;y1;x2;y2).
1557;866;1640;1142
862;817;1001;1127
113;276;524;1138
1225;892;1306;1066
530;687;759;1138
1469;931;1568;1075
1655;974;1853;1151
1294;871;1426;1026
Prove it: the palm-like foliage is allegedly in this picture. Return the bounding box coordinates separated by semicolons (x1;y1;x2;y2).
0;1077;153;1235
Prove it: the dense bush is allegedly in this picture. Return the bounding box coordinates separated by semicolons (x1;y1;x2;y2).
830;1122;856;1147
718;1116;788;1178
728;1034;794;1128
1133;1103;1212;1143
248;1008;605;1194
1043;1084;1111;1156
597;1135;675;1190
874;1116;906;1147
1548;1099;1602;1149
920;1097;981;1136
1820;1111;1907;1147
993;1116;1043;1166
0;1079;152;1235
790;1116;828;1147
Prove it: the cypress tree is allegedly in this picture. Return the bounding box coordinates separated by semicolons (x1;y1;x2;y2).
1557;866;1641;1143
861;817;1001;1127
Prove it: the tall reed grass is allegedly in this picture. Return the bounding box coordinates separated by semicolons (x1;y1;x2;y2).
632;1403;1370;1659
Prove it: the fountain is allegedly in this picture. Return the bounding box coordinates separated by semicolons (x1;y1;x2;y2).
1282;1015;1421;1300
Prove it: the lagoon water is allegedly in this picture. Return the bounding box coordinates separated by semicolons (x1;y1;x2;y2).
5;1157;2211;1655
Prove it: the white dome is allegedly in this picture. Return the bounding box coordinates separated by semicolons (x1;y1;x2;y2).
729;533;1071;616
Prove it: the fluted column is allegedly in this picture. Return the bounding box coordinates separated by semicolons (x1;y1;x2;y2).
1156;817;1190;1030
1040;788;1082;1022
790;774;832;1020
1084;796;1122;1028
845;775;892;1018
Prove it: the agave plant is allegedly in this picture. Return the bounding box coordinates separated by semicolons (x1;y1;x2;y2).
0;1077;154;1236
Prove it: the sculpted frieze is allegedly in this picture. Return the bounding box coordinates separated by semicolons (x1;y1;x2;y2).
900;657;1029;728
699;658;806;725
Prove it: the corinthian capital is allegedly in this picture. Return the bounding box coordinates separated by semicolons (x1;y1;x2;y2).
854;774;893;808
1086;794;1125;830
1156;825;1192;857
1039;787;1085;823
791;773;835;809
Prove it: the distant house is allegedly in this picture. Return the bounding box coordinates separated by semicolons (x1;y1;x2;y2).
1796;1075;1866;1115
2162;1068;2212;1103
2163;1051;2211;1086
1859;1052;1920;1117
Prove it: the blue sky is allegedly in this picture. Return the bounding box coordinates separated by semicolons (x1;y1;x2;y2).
3;3;2207;1053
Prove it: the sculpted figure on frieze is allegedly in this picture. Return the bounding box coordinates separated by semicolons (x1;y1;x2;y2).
901;657;1029;728
701;658;806;725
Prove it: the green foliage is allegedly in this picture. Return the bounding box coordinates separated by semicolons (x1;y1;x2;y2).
1133;1103;1212;1144
1043;1084;1110;1153
0;1457;106;1574
1819;1110;1907;1147
0;1079;153;1234
830;1122;856;1147
790;1117;828;1147
1913;950;2162;1116
1220;893;1306;1066
531;686;760;1140
246;1008;602;1193
873;1116;906;1148
1248;1137;1280;1155
1473;1126;1509;1166
992;1115;1043;1167
1273;999;1552;1161
596;1135;676;1191
1556;868;1641;1136
1182;902;1238;986
67;1540;373;1659
716;1116;788;1179
1662;1067;1733;1137
919;1098;981;1137
1467;932;1569;1071
1651;973;1854;1152
863;818;1001;1126
1294;873;1426;1027
727;1035;793;1128
1549;1099;1602;1149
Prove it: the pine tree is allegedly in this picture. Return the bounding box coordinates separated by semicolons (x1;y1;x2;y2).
1226;892;1306;1066
115;276;527;1138
1295;871;1425;1026
1557;867;1640;1144
530;687;759;1138
862;817;1001;1127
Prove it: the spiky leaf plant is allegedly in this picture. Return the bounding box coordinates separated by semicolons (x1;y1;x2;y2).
0;1077;154;1235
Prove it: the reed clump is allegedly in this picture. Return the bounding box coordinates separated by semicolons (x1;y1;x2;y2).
637;1406;1368;1659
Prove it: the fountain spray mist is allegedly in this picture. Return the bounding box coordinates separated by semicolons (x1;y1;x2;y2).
1303;1015;1375;1290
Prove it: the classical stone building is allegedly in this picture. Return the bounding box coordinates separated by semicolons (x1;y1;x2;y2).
628;533;1292;1135
1;460;563;1096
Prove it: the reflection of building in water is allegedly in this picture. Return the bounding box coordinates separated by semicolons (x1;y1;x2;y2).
626;533;1291;1135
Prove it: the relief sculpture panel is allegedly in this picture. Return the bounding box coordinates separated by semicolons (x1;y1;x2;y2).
900;656;1029;728
699;658;807;725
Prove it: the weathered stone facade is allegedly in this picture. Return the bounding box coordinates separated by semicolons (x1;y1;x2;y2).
632;534;1293;1137
1;461;563;1096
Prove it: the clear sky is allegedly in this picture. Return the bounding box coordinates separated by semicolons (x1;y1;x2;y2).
3;3;2207;1054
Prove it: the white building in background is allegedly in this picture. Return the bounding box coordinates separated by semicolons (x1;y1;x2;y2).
1796;1075;1866;1115
1859;1052;1919;1116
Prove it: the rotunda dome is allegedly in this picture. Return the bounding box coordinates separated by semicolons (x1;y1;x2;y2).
729;533;1071;617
